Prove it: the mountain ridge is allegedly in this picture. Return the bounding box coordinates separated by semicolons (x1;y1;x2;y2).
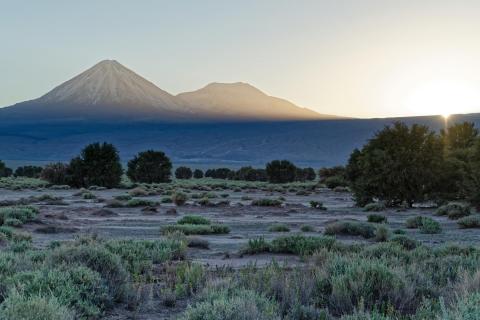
0;60;338;121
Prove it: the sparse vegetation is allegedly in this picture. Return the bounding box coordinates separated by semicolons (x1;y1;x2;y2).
367;214;387;223
457;215;480;228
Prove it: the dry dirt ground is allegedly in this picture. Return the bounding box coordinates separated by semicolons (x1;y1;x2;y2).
1;185;479;319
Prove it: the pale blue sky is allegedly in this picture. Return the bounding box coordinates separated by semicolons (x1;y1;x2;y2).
2;0;480;117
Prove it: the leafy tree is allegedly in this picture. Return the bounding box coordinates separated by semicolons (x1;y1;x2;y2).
346;122;444;207
441;122;478;151
319;166;346;182
68;142;123;188
193;169;204;179
14;166;43;178
127;150;172;183
464;138;480;209
204;168;233;179
295;167;316;182
41;163;69;185
0;161;13;177
266;160;297;183
175;166;193;179
235;166;267;181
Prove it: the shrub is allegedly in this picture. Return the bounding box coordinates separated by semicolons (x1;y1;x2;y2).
180;288;280;320
172;192;188;206
14;166;43;178
346;122;444;207
243;237;271;255
367;214;387;223
363;202;386;212
234;166;268;182
41;163;69;185
177;215;210;225
0;292;75;320
266;160;297;183
127;150;172;183
436;202;471;220
441;292;480;319
268;224;290;232
0;160;13;178
420;217;442;234
187;237;210;249
0;206;37;226
457;215;480;228
4;218;23;227
68;142;123;188
300;225;315;232
114;194;132;201
128;187;148;197
204;168;234;180
374;226;390;242
324;221;376;239
161;224;230;235
389;235;419;250
175;167;193;180
251;198;282;207
324;175;348;189
126;199;157;207
310;201;327;210
193;169;204;179
270;235;336;255
405;216;425;228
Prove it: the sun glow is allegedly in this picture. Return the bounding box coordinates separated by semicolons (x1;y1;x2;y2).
404;79;480;117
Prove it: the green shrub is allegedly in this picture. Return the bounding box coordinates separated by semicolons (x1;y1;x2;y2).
266;160;297;184
243;237;271;255
441;292;480;319
161;196;173;203
367;214;387;223
405;216;425;228
436;202;471;220
389;235;419;250
0;206;37;226
268;224;290;232
363;202;386;212
324;221;376;239
457;215;480;228
300;225;315;232
174;262;206;298
161;224;230;235
180;288;280;320
374;226;390;242
4;218;23;227
172;192;188;206
114;194;132;201
0;292;75;320
324;175;348;189
271;235;336;255
41;162;69;185
128;187;148;197
420;217;442;234
251;198;282;207
178;215;211;225
127;150;172;183
175;167;193;180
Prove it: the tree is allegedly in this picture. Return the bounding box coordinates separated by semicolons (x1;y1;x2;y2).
68;142;123;188
0;161;12;177
175;166;193;179
14;166;43;178
204;168;233;179
464;138;480;209
127;150;172;183
193;169;204;179
41;163;69;185
441;122;478;151
266;160;297;183
346;122;444;207
295;167;316;182
235;166;267;181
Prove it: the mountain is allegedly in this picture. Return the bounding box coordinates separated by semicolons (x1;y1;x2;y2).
0;60;187;121
177;82;337;120
0;60;334;121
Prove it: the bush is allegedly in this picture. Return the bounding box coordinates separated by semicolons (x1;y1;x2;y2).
193;169;204;179
14;166;43;178
436;202;471;220
268;224;290;232
310;201;327;210
172;192;188;206
0;292;75;320
176;167;193;180
251;198;282;207
0;206;37;226
367;214;387;223
346;122;444;207
68;142;123;188
419;217;442;234
363;202;386;212
234;167;268;182
243;237;271;255
204;168;234;180
374;226;390;242
388;235;419;250
180;288;280;320
41;163;69;185
127;150;172;183
187;237;210;249
324;175;348;189
126;199;157;207
162;224;230;235
0;160;13;178
128;187;148;197
457;215;480;228
405;216;425;229
177;215;210;225
300;225;315;232
270;235;336;255
324;221;376;239
266;160;297;183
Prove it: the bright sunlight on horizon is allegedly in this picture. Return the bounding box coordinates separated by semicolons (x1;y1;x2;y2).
1;0;480;118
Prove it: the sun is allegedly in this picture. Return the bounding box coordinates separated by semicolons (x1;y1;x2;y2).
404;79;479;117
